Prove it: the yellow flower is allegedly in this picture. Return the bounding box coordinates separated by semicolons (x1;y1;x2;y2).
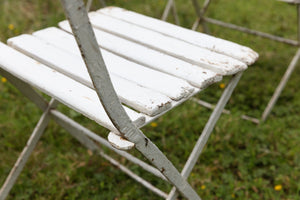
150;122;158;127
274;184;282;191
8;24;14;30
219;83;226;89
231;194;235;198
1;77;7;83
200;185;206;190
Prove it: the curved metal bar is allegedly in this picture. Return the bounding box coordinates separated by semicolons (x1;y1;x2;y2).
60;0;136;137
60;0;201;199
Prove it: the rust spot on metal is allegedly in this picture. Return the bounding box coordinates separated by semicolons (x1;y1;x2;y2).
144;138;148;147
151;158;154;162
161;167;165;173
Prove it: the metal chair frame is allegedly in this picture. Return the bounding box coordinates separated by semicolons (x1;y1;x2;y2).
163;0;300;123
0;0;251;199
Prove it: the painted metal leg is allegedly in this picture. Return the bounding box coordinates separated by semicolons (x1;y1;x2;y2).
51;110;168;198
2;69;169;197
167;72;243;200
203;17;298;46
162;0;174;21
86;0;93;11
262;48;300;121
191;0;211;33
0;99;58;200
61;0;201;198
171;0;180;25
50;110;168;181
261;4;300;121
99;0;106;7
161;0;180;25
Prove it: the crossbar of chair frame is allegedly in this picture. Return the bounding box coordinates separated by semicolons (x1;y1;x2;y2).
0;0;246;199
162;0;300;123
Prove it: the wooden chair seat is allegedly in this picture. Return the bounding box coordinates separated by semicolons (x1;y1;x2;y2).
1;7;257;131
0;5;258;200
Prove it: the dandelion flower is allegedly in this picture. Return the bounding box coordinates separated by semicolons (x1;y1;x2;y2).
200;185;206;190
1;77;7;83
274;184;282;191
150;122;158;128
8;24;14;30
219;83;225;89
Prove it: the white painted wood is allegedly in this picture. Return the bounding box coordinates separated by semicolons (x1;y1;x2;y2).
97;7;258;65
108;132;135;150
87;12;247;75
0;42;145;133
25;30;195;101
38;27;221;89
142;88;201;125
7;34;184;116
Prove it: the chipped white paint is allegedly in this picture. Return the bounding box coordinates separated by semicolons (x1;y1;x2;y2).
85;12;247;75
0;1;259;199
7;35;179;116
0;42;145;132
55;25;221;88
59;23;196;99
108;132;135;150
98;7;258;65
11;33;194;102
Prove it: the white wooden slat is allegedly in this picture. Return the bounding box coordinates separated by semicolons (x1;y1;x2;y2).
15;32;195;101
7;34;174;116
56;24;221;88
0;42;145;132
85;12;248;75
108;132;135;150
142;88;201;127
98;7;259;65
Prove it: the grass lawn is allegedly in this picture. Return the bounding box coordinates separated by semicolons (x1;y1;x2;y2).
0;0;300;199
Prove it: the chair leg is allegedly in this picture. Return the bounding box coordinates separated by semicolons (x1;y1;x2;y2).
162;0;174;21
51;111;169;198
133;135;202;200
262;48;300;121
171;0;180;25
167;72;243;200
161;0;180;25
0;99;58;200
191;0;212;33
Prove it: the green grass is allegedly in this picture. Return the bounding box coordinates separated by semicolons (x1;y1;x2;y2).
1;0;300;199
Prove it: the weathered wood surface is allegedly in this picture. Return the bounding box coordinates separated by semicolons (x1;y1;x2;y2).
57;25;221;88
84;12;247;75
0;42;144;132
98;7;258;65
1;7;257;147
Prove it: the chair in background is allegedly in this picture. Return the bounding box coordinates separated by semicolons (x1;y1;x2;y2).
163;0;300;122
0;0;258;199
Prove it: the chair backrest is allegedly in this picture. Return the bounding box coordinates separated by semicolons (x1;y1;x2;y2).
60;0;141;141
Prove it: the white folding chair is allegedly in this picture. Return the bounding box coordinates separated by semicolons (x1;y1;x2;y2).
0;0;258;199
163;0;300;123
